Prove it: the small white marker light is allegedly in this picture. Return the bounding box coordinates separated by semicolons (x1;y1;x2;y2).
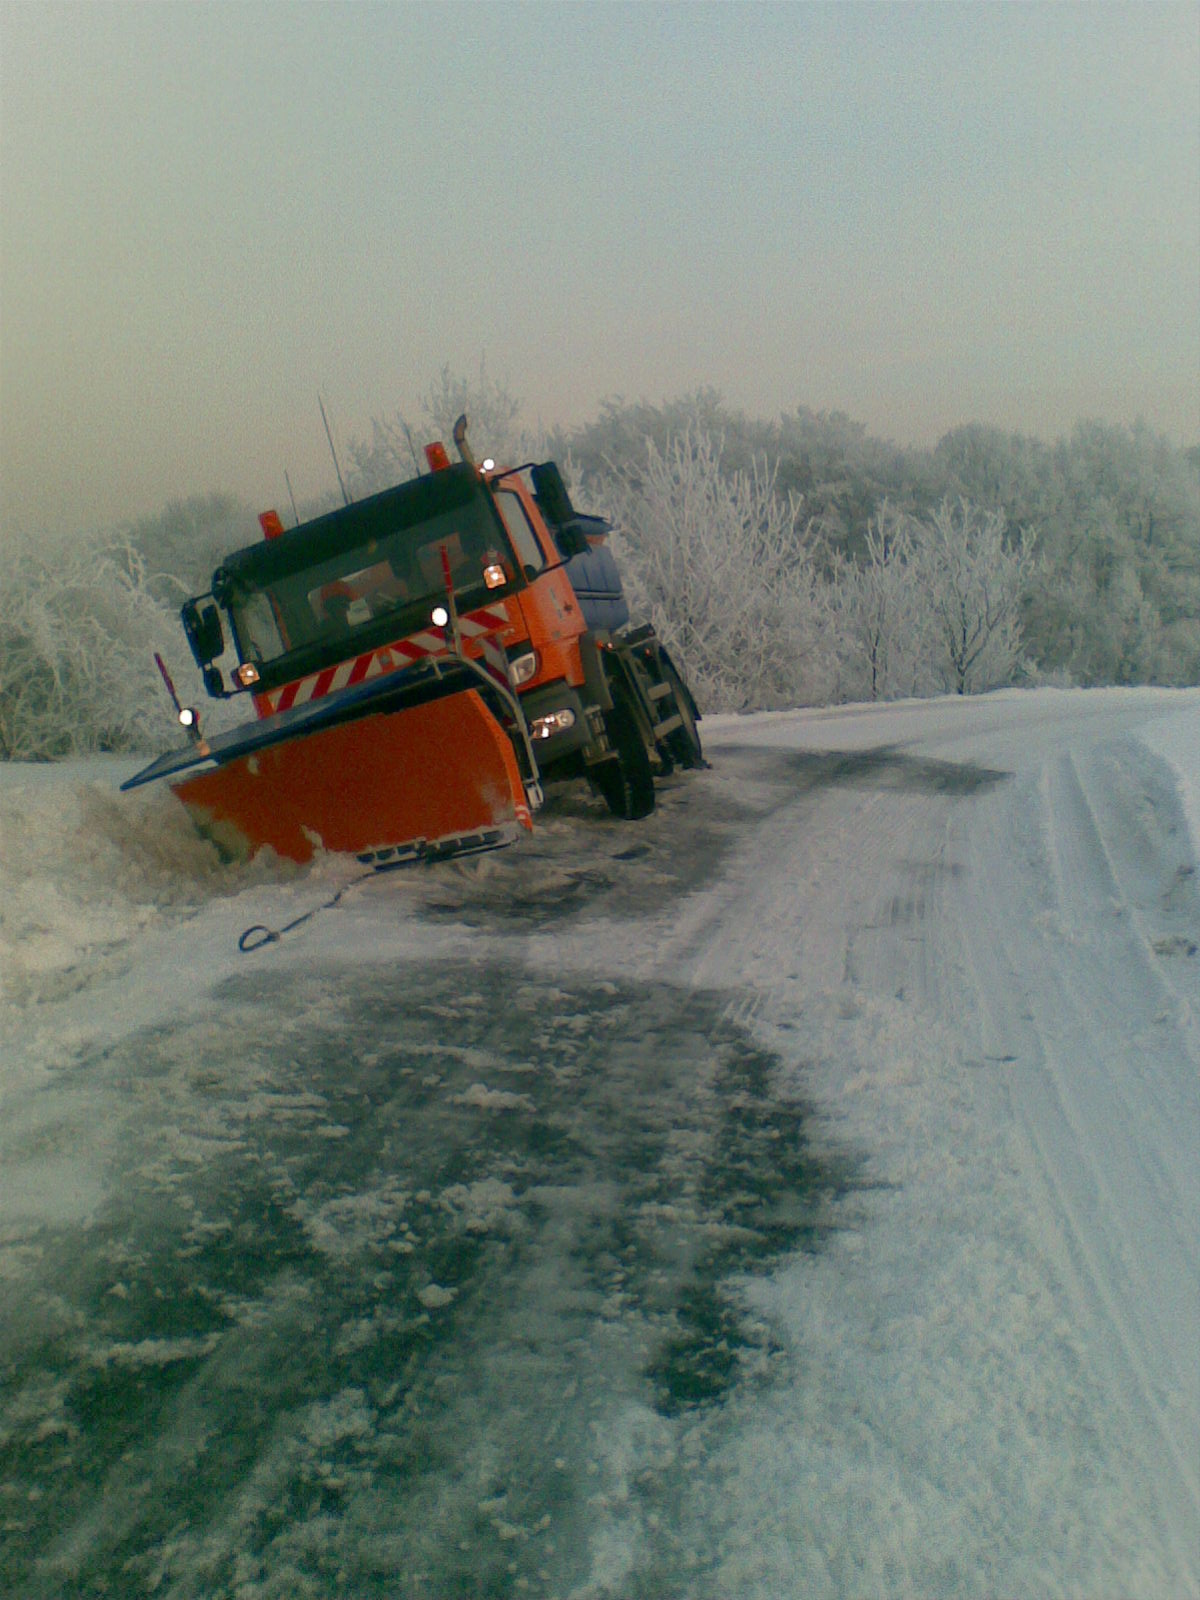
178;706;197;728
431;605;450;628
482;457;496;472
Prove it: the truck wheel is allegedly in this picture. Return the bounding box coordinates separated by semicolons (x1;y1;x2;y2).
594;680;655;820
662;662;704;769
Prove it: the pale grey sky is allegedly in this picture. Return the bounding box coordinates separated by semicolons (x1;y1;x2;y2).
2;0;1198;535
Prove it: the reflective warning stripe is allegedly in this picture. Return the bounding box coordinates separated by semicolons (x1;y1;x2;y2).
257;604;511;716
477;635;514;693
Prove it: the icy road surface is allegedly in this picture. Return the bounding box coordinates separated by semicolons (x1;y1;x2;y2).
1;688;1198;1599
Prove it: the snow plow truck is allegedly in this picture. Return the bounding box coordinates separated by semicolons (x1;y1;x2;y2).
122;420;704;865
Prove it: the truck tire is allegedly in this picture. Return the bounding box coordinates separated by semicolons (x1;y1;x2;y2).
661;661;704;769
594;679;655;820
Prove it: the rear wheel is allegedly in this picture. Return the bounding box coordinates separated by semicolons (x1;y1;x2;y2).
593;678;655;820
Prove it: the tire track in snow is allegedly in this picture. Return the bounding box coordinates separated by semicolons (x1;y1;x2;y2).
620;729;1177;1599
654;746;1006;1007
689;712;1197;1595
952;747;1200;1581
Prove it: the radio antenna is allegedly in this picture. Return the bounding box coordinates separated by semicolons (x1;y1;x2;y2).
402;418;423;476
318;391;350;506
284;469;300;526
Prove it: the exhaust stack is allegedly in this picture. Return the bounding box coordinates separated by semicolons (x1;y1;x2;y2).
452;413;476;468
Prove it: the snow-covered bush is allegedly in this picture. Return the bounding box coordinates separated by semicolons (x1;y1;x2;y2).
592;428;835;712
0;527;183;760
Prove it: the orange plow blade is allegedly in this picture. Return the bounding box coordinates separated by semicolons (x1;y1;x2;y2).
172;690;532;865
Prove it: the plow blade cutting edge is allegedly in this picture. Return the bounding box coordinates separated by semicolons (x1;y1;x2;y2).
164;690;531;866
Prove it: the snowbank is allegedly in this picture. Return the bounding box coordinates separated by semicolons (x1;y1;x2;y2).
0;760;251;1008
1139;701;1200;861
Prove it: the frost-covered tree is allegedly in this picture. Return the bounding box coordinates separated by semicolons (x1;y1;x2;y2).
346;361;529;498
830;503;936;701
933;423;1052;532
913;498;1040;695
933;419;1200;686
0;528;182;760
566;389;760;483
418;361;525;461
123;493;254;597
771;406;922;558
344;414;426;500
592;428;833;711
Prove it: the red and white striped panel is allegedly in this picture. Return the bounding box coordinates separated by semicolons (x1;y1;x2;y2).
475;634;514;696
255;604;511;717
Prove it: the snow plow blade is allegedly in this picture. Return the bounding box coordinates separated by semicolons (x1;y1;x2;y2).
161;689;531;866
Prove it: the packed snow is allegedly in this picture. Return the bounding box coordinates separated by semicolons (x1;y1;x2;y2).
1;687;1198;1599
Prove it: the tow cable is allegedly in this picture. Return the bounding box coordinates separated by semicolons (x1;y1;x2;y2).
238;868;376;954
236;829;509;952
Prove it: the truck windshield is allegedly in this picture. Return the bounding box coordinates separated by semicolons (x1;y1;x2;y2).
225;494;517;669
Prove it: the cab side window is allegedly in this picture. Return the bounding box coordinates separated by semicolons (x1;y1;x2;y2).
493;490;545;575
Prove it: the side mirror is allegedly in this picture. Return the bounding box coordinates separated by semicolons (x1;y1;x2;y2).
182;598;225;668
555;521;589;559
531;461;575;526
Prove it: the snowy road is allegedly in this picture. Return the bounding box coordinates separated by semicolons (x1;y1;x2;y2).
2;688;1198;1598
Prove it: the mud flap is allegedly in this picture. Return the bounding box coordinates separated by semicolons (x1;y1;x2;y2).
171;690;532;865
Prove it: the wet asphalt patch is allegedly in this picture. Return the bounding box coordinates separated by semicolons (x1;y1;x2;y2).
0;963;857;1599
722;743;1012;798
412;771;745;931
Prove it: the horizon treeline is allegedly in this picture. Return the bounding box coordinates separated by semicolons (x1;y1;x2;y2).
569;392;1200;690
2;372;1197;759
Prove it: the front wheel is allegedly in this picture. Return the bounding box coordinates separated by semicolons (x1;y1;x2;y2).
593;679;655;820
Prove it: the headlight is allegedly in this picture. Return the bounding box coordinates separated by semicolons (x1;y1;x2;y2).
530;709;576;740
509;650;538;686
